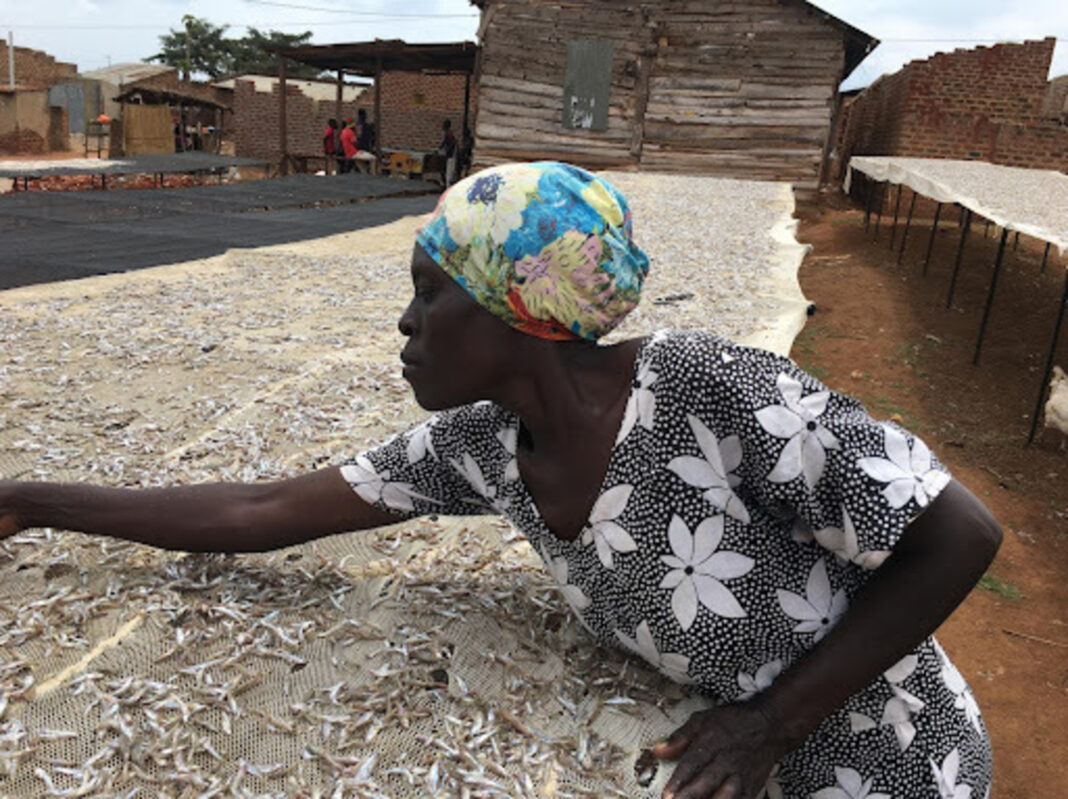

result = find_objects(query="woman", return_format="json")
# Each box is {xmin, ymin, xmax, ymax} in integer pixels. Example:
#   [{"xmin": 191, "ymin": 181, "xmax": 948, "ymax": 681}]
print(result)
[{"xmin": 0, "ymin": 162, "xmax": 999, "ymax": 799}]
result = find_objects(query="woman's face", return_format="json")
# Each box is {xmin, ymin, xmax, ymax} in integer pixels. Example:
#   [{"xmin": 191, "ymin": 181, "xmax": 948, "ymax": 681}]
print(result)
[{"xmin": 397, "ymin": 246, "xmax": 520, "ymax": 410}]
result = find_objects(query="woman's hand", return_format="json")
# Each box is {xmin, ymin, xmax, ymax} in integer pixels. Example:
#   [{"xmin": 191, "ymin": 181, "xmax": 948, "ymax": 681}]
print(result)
[
  {"xmin": 653, "ymin": 701, "xmax": 788, "ymax": 799},
  {"xmin": 0, "ymin": 481, "xmax": 26, "ymax": 539}
]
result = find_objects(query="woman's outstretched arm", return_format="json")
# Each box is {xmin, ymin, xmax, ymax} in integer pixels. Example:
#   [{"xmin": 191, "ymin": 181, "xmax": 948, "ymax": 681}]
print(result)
[{"xmin": 0, "ymin": 467, "xmax": 400, "ymax": 553}]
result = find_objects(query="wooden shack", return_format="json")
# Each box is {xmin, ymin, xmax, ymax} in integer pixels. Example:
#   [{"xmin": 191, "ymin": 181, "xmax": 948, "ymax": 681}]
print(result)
[{"xmin": 471, "ymin": 0, "xmax": 876, "ymax": 193}]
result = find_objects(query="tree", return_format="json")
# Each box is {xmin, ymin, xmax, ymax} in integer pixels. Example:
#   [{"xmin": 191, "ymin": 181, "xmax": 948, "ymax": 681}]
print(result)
[
  {"xmin": 230, "ymin": 29, "xmax": 323, "ymax": 79},
  {"xmin": 151, "ymin": 15, "xmax": 233, "ymax": 80},
  {"xmin": 150, "ymin": 16, "xmax": 326, "ymax": 81}
]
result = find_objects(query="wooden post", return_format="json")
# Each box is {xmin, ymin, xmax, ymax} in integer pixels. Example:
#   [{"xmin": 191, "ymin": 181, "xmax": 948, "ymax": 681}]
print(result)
[
  {"xmin": 279, "ymin": 56, "xmax": 288, "ymax": 175},
  {"xmin": 630, "ymin": 51, "xmax": 653, "ymax": 162},
  {"xmin": 335, "ymin": 70, "xmax": 343, "ymax": 123},
  {"xmin": 374, "ymin": 56, "xmax": 383, "ymax": 159},
  {"xmin": 461, "ymin": 71, "xmax": 471, "ymax": 144}
]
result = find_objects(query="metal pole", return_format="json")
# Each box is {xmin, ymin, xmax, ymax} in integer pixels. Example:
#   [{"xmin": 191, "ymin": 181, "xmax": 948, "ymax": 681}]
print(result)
[
  {"xmin": 897, "ymin": 190, "xmax": 917, "ymax": 266},
  {"xmin": 946, "ymin": 209, "xmax": 972, "ymax": 309},
  {"xmin": 7, "ymin": 31, "xmax": 14, "ymax": 89},
  {"xmin": 922, "ymin": 202, "xmax": 943, "ymax": 277},
  {"xmin": 373, "ymin": 56, "xmax": 383, "ymax": 161},
  {"xmin": 1029, "ymin": 268, "xmax": 1068, "ymax": 444},
  {"xmin": 972, "ymin": 228, "xmax": 1010, "ymax": 366},
  {"xmin": 278, "ymin": 56, "xmax": 288, "ymax": 176},
  {"xmin": 874, "ymin": 181, "xmax": 885, "ymax": 241},
  {"xmin": 864, "ymin": 175, "xmax": 875, "ymax": 231},
  {"xmin": 889, "ymin": 184, "xmax": 902, "ymax": 250},
  {"xmin": 1041, "ymin": 242, "xmax": 1051, "ymax": 273},
  {"xmin": 461, "ymin": 71, "xmax": 471, "ymax": 148}
]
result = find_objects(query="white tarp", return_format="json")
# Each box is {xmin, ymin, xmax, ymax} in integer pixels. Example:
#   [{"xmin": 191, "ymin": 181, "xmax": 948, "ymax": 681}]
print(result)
[{"xmin": 846, "ymin": 157, "xmax": 1068, "ymax": 256}]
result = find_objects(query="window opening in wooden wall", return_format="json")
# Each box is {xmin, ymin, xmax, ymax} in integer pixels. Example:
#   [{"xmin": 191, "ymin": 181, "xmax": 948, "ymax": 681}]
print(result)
[{"xmin": 562, "ymin": 39, "xmax": 613, "ymax": 131}]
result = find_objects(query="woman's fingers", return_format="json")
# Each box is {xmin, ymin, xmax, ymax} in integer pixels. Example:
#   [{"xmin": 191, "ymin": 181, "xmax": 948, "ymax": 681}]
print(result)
[
  {"xmin": 664, "ymin": 753, "xmax": 739, "ymax": 799},
  {"xmin": 653, "ymin": 718, "xmax": 699, "ymax": 760},
  {"xmin": 662, "ymin": 742, "xmax": 722, "ymax": 798}
]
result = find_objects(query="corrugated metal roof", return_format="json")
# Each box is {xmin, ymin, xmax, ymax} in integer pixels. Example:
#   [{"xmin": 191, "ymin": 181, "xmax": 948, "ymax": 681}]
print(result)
[{"xmin": 80, "ymin": 63, "xmax": 176, "ymax": 84}]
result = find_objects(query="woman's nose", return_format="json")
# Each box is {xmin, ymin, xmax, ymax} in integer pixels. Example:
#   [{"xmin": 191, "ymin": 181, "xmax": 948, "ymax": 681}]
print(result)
[{"xmin": 398, "ymin": 305, "xmax": 416, "ymax": 337}]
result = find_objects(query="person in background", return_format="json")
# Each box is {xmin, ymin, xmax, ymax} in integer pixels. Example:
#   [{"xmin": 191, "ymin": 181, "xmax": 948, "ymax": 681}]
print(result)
[
  {"xmin": 323, "ymin": 118, "xmax": 339, "ymax": 175},
  {"xmin": 439, "ymin": 118, "xmax": 458, "ymax": 187},
  {"xmin": 352, "ymin": 108, "xmax": 378, "ymax": 175},
  {"xmin": 339, "ymin": 117, "xmax": 357, "ymax": 174},
  {"xmin": 458, "ymin": 125, "xmax": 474, "ymax": 180}
]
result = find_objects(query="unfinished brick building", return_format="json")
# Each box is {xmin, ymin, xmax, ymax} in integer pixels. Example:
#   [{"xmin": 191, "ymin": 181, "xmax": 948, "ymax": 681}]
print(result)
[
  {"xmin": 831, "ymin": 38, "xmax": 1067, "ymax": 184},
  {"xmin": 0, "ymin": 39, "xmax": 80, "ymax": 154},
  {"xmin": 230, "ymin": 71, "xmax": 470, "ymax": 164}
]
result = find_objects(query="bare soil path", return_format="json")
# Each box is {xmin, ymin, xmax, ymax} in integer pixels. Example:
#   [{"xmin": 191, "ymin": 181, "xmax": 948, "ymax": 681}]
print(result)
[{"xmin": 794, "ymin": 199, "xmax": 1068, "ymax": 799}]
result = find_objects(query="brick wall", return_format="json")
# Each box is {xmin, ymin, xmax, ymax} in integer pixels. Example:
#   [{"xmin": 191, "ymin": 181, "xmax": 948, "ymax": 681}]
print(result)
[
  {"xmin": 832, "ymin": 39, "xmax": 1067, "ymax": 183},
  {"xmin": 232, "ymin": 79, "xmax": 367, "ymax": 161},
  {"xmin": 375, "ymin": 71, "xmax": 473, "ymax": 151},
  {"xmin": 231, "ymin": 71, "xmax": 472, "ymax": 162},
  {"xmin": 1044, "ymin": 75, "xmax": 1068, "ymax": 123},
  {"xmin": 0, "ymin": 39, "xmax": 77, "ymax": 88}
]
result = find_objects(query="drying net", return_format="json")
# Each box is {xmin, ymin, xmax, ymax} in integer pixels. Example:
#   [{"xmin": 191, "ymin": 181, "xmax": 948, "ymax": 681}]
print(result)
[
  {"xmin": 845, "ymin": 156, "xmax": 1068, "ymax": 256},
  {"xmin": 0, "ymin": 174, "xmax": 808, "ymax": 797}
]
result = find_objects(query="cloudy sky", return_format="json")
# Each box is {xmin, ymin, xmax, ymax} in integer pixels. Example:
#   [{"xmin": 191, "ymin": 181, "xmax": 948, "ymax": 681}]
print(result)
[{"xmin": 2, "ymin": 0, "xmax": 1065, "ymax": 89}]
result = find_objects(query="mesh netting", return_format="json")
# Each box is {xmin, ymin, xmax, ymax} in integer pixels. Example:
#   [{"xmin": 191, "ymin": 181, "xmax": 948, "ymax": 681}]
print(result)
[{"xmin": 0, "ymin": 174, "xmax": 806, "ymax": 797}]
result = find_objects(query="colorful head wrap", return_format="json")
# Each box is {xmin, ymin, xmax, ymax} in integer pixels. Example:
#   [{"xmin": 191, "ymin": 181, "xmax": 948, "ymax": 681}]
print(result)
[{"xmin": 415, "ymin": 162, "xmax": 650, "ymax": 341}]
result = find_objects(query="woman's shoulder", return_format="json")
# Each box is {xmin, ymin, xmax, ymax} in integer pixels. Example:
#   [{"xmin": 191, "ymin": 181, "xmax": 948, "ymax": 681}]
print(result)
[{"xmin": 642, "ymin": 329, "xmax": 791, "ymax": 382}]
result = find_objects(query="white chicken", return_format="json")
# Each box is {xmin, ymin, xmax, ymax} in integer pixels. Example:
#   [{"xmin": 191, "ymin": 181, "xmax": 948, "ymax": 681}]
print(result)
[{"xmin": 1044, "ymin": 366, "xmax": 1068, "ymax": 443}]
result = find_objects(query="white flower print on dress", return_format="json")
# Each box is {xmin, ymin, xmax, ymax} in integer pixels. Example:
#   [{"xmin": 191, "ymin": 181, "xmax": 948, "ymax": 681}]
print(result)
[
  {"xmin": 538, "ymin": 543, "xmax": 591, "ymax": 618},
  {"xmin": 776, "ymin": 558, "xmax": 847, "ymax": 642},
  {"xmin": 666, "ymin": 415, "xmax": 750, "ymax": 523},
  {"xmin": 406, "ymin": 416, "xmax": 439, "ymax": 465},
  {"xmin": 755, "ymin": 372, "xmax": 841, "ymax": 489},
  {"xmin": 934, "ymin": 640, "xmax": 983, "ymax": 734},
  {"xmin": 496, "ymin": 428, "xmax": 519, "ymax": 482},
  {"xmin": 813, "ymin": 506, "xmax": 891, "ymax": 571},
  {"xmin": 450, "ymin": 453, "xmax": 510, "ymax": 513},
  {"xmin": 341, "ymin": 456, "xmax": 432, "ymax": 512},
  {"xmin": 759, "ymin": 764, "xmax": 783, "ymax": 799},
  {"xmin": 737, "ymin": 659, "xmax": 783, "ymax": 700},
  {"xmin": 858, "ymin": 425, "xmax": 950, "ymax": 509},
  {"xmin": 580, "ymin": 484, "xmax": 637, "ymax": 569},
  {"xmin": 616, "ymin": 359, "xmax": 658, "ymax": 444},
  {"xmin": 812, "ymin": 766, "xmax": 891, "ymax": 799},
  {"xmin": 849, "ymin": 654, "xmax": 926, "ymax": 751},
  {"xmin": 614, "ymin": 620, "xmax": 692, "ymax": 684},
  {"xmin": 659, "ymin": 515, "xmax": 754, "ymax": 631},
  {"xmin": 930, "ymin": 748, "xmax": 973, "ymax": 799}
]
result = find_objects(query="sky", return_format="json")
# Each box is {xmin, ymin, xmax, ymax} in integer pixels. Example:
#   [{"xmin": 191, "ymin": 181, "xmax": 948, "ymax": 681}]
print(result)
[{"xmin": 1, "ymin": 0, "xmax": 1065, "ymax": 89}]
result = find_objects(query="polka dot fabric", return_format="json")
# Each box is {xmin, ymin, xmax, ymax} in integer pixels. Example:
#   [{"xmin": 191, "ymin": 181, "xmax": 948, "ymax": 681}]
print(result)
[{"xmin": 343, "ymin": 330, "xmax": 992, "ymax": 798}]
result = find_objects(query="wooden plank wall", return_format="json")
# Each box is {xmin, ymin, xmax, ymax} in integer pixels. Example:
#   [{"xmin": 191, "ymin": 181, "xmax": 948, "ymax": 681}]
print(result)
[
  {"xmin": 473, "ymin": 1, "xmax": 650, "ymax": 169},
  {"xmin": 641, "ymin": 0, "xmax": 844, "ymax": 192},
  {"xmin": 473, "ymin": 0, "xmax": 847, "ymax": 192}
]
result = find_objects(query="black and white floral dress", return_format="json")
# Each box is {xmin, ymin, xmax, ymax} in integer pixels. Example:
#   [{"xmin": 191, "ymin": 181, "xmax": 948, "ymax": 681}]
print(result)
[{"xmin": 342, "ymin": 330, "xmax": 992, "ymax": 799}]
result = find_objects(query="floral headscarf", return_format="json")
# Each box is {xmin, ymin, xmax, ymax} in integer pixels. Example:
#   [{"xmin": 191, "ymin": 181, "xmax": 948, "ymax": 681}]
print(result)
[{"xmin": 415, "ymin": 162, "xmax": 650, "ymax": 341}]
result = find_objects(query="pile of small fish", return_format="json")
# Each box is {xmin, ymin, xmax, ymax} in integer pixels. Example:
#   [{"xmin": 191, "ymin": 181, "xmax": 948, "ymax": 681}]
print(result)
[{"xmin": 0, "ymin": 175, "xmax": 805, "ymax": 796}]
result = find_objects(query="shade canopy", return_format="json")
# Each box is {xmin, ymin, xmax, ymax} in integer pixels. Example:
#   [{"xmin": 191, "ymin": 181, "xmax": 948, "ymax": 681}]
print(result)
[{"xmin": 272, "ymin": 40, "xmax": 478, "ymax": 76}]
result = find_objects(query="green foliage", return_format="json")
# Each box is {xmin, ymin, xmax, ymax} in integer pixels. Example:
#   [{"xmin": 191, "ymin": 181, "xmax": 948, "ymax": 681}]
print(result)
[
  {"xmin": 151, "ymin": 16, "xmax": 233, "ymax": 80},
  {"xmin": 229, "ymin": 29, "xmax": 321, "ymax": 79},
  {"xmin": 149, "ymin": 16, "xmax": 325, "ymax": 80},
  {"xmin": 978, "ymin": 573, "xmax": 1023, "ymax": 601}
]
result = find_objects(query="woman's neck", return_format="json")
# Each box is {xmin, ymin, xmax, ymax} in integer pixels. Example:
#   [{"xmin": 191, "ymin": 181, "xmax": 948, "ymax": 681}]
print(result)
[{"xmin": 496, "ymin": 338, "xmax": 641, "ymax": 454}]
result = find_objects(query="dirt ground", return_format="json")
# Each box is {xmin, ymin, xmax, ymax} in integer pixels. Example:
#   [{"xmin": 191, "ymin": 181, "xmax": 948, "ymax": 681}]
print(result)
[{"xmin": 794, "ymin": 198, "xmax": 1068, "ymax": 799}]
